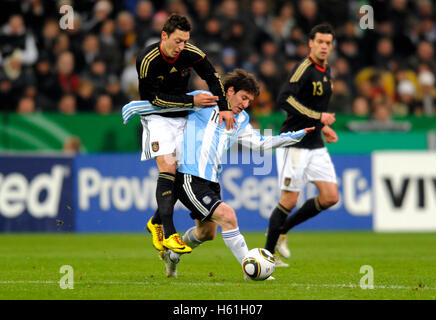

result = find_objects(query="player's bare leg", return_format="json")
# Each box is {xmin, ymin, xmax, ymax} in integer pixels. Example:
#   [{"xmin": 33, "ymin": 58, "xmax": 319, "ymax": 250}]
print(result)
[{"xmin": 210, "ymin": 203, "xmax": 249, "ymax": 264}]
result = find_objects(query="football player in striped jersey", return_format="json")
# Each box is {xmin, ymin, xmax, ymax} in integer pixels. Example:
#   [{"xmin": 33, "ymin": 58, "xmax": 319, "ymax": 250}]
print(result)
[{"xmin": 264, "ymin": 23, "xmax": 339, "ymax": 267}]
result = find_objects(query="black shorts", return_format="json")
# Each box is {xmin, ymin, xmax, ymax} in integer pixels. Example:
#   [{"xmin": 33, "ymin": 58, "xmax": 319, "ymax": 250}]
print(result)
[{"xmin": 175, "ymin": 172, "xmax": 222, "ymax": 221}]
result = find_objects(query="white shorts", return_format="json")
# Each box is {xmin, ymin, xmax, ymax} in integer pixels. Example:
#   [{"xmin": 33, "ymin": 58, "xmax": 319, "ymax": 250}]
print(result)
[
  {"xmin": 276, "ymin": 147, "xmax": 337, "ymax": 192},
  {"xmin": 140, "ymin": 114, "xmax": 187, "ymax": 161}
]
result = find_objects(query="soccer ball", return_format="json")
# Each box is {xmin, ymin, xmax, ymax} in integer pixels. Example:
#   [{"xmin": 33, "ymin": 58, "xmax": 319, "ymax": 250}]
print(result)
[{"xmin": 242, "ymin": 248, "xmax": 275, "ymax": 281}]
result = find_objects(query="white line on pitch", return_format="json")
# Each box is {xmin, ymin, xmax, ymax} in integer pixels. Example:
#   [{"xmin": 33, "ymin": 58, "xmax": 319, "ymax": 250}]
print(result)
[{"xmin": 0, "ymin": 280, "xmax": 435, "ymax": 290}]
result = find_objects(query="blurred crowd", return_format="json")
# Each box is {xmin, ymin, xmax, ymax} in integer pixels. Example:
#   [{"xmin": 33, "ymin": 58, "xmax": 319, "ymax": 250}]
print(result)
[{"xmin": 0, "ymin": 0, "xmax": 435, "ymax": 123}]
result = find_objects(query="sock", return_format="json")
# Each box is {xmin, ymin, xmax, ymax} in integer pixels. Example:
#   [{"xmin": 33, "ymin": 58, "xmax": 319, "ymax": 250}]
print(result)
[
  {"xmin": 156, "ymin": 172, "xmax": 176, "ymax": 238},
  {"xmin": 151, "ymin": 210, "xmax": 161, "ymax": 225},
  {"xmin": 182, "ymin": 226, "xmax": 203, "ymax": 249},
  {"xmin": 264, "ymin": 203, "xmax": 291, "ymax": 254},
  {"xmin": 222, "ymin": 228, "xmax": 248, "ymax": 264},
  {"xmin": 169, "ymin": 227, "xmax": 207, "ymax": 263},
  {"xmin": 282, "ymin": 197, "xmax": 324, "ymax": 233}
]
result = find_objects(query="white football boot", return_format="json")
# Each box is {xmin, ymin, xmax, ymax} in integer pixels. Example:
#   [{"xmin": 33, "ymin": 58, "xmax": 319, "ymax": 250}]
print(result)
[
  {"xmin": 159, "ymin": 250, "xmax": 179, "ymax": 277},
  {"xmin": 276, "ymin": 234, "xmax": 291, "ymax": 259}
]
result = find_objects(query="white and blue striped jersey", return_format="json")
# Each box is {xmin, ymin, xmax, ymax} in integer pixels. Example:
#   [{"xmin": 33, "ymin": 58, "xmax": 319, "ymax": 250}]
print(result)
[
  {"xmin": 177, "ymin": 91, "xmax": 306, "ymax": 182},
  {"xmin": 121, "ymin": 90, "xmax": 306, "ymax": 182}
]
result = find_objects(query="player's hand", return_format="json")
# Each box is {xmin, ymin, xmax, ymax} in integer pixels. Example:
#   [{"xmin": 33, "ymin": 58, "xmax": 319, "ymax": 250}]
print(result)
[
  {"xmin": 304, "ymin": 126, "xmax": 316, "ymax": 134},
  {"xmin": 219, "ymin": 110, "xmax": 236, "ymax": 130},
  {"xmin": 322, "ymin": 125, "xmax": 338, "ymax": 143},
  {"xmin": 320, "ymin": 112, "xmax": 336, "ymax": 126},
  {"xmin": 193, "ymin": 93, "xmax": 218, "ymax": 107}
]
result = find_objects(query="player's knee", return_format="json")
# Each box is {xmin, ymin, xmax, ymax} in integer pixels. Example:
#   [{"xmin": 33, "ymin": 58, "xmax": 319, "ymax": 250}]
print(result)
[
  {"xmin": 319, "ymin": 193, "xmax": 339, "ymax": 209},
  {"xmin": 280, "ymin": 194, "xmax": 298, "ymax": 211},
  {"xmin": 215, "ymin": 205, "xmax": 238, "ymax": 229}
]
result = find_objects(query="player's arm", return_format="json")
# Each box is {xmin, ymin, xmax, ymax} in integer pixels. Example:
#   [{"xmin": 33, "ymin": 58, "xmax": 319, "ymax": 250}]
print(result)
[
  {"xmin": 237, "ymin": 123, "xmax": 315, "ymax": 151},
  {"xmin": 189, "ymin": 44, "xmax": 235, "ymax": 129},
  {"xmin": 137, "ymin": 54, "xmax": 194, "ymax": 108},
  {"xmin": 322, "ymin": 125, "xmax": 338, "ymax": 143},
  {"xmin": 278, "ymin": 66, "xmax": 335, "ymax": 125}
]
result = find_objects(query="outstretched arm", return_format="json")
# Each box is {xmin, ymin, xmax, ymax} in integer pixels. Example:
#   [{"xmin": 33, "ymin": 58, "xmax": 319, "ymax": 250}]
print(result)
[{"xmin": 237, "ymin": 124, "xmax": 315, "ymax": 151}]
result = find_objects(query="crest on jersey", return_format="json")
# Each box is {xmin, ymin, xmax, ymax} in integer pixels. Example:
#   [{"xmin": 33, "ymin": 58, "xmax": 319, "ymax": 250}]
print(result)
[
  {"xmin": 323, "ymin": 76, "xmax": 328, "ymax": 82},
  {"xmin": 151, "ymin": 141, "xmax": 159, "ymax": 152},
  {"xmin": 284, "ymin": 178, "xmax": 291, "ymax": 186},
  {"xmin": 202, "ymin": 195, "xmax": 212, "ymax": 205}
]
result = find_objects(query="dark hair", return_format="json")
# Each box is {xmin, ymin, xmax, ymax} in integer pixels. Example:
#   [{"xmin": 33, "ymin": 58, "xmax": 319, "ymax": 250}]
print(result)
[
  {"xmin": 162, "ymin": 14, "xmax": 192, "ymax": 36},
  {"xmin": 223, "ymin": 69, "xmax": 260, "ymax": 97},
  {"xmin": 309, "ymin": 23, "xmax": 335, "ymax": 40}
]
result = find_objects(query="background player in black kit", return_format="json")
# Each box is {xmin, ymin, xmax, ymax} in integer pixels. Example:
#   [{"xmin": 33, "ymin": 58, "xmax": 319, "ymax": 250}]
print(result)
[
  {"xmin": 138, "ymin": 14, "xmax": 235, "ymax": 254},
  {"xmin": 264, "ymin": 24, "xmax": 339, "ymax": 266}
]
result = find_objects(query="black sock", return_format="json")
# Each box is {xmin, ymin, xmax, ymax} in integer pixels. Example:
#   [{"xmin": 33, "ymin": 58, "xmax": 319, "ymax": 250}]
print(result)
[
  {"xmin": 156, "ymin": 172, "xmax": 176, "ymax": 238},
  {"xmin": 282, "ymin": 197, "xmax": 324, "ymax": 233},
  {"xmin": 265, "ymin": 203, "xmax": 291, "ymax": 254},
  {"xmin": 151, "ymin": 210, "xmax": 161, "ymax": 225}
]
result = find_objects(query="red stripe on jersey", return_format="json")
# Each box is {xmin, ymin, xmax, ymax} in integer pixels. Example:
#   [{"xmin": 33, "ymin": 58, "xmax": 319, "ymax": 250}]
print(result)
[{"xmin": 308, "ymin": 56, "xmax": 326, "ymax": 72}]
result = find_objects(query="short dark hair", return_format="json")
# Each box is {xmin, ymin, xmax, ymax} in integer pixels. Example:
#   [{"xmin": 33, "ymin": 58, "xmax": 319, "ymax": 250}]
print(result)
[
  {"xmin": 223, "ymin": 69, "xmax": 260, "ymax": 97},
  {"xmin": 309, "ymin": 23, "xmax": 335, "ymax": 40},
  {"xmin": 162, "ymin": 14, "xmax": 192, "ymax": 36}
]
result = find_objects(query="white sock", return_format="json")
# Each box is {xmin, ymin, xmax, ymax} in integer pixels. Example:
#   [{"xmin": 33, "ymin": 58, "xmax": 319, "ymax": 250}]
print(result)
[
  {"xmin": 169, "ymin": 227, "xmax": 204, "ymax": 262},
  {"xmin": 182, "ymin": 226, "xmax": 203, "ymax": 249},
  {"xmin": 222, "ymin": 228, "xmax": 248, "ymax": 264}
]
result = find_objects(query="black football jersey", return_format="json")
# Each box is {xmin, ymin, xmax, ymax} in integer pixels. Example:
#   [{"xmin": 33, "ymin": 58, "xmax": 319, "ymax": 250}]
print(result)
[
  {"xmin": 277, "ymin": 56, "xmax": 333, "ymax": 149},
  {"xmin": 136, "ymin": 42, "xmax": 230, "ymax": 118}
]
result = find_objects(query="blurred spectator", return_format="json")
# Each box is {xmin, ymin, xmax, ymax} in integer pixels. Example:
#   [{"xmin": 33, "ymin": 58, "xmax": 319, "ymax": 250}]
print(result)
[
  {"xmin": 116, "ymin": 11, "xmax": 137, "ymax": 61},
  {"xmin": 221, "ymin": 47, "xmax": 237, "ymax": 73},
  {"xmin": 191, "ymin": 0, "xmax": 212, "ymax": 35},
  {"xmin": 58, "ymin": 94, "xmax": 76, "ymax": 114},
  {"xmin": 120, "ymin": 56, "xmax": 139, "ymax": 100},
  {"xmin": 38, "ymin": 19, "xmax": 60, "ymax": 63},
  {"xmin": 223, "ymin": 20, "xmax": 253, "ymax": 66},
  {"xmin": 408, "ymin": 41, "xmax": 436, "ymax": 71},
  {"xmin": 218, "ymin": 0, "xmax": 241, "ymax": 32},
  {"xmin": 105, "ymin": 74, "xmax": 129, "ymax": 111},
  {"xmin": 76, "ymin": 79, "xmax": 96, "ymax": 112},
  {"xmin": 56, "ymin": 51, "xmax": 80, "ymax": 96},
  {"xmin": 95, "ymin": 94, "xmax": 113, "ymax": 114},
  {"xmin": 392, "ymin": 79, "xmax": 420, "ymax": 115},
  {"xmin": 418, "ymin": 70, "xmax": 436, "ymax": 115},
  {"xmin": 258, "ymin": 58, "xmax": 282, "ymax": 100},
  {"xmin": 0, "ymin": 14, "xmax": 38, "ymax": 66},
  {"xmin": 81, "ymin": 58, "xmax": 108, "ymax": 93},
  {"xmin": 351, "ymin": 97, "xmax": 370, "ymax": 117},
  {"xmin": 296, "ymin": 0, "xmax": 321, "ymax": 34},
  {"xmin": 146, "ymin": 10, "xmax": 169, "ymax": 46},
  {"xmin": 167, "ymin": 0, "xmax": 189, "ymax": 16},
  {"xmin": 250, "ymin": 81, "xmax": 274, "ymax": 116},
  {"xmin": 196, "ymin": 17, "xmax": 224, "ymax": 63},
  {"xmin": 63, "ymin": 136, "xmax": 82, "ymax": 154},
  {"xmin": 82, "ymin": 0, "xmax": 113, "ymax": 34},
  {"xmin": 76, "ymin": 34, "xmax": 101, "ymax": 73},
  {"xmin": 16, "ymin": 97, "xmax": 36, "ymax": 114},
  {"xmin": 329, "ymin": 78, "xmax": 353, "ymax": 114},
  {"xmin": 244, "ymin": 0, "xmax": 273, "ymax": 48},
  {"xmin": 99, "ymin": 19, "xmax": 123, "ymax": 74},
  {"xmin": 135, "ymin": 0, "xmax": 154, "ymax": 48},
  {"xmin": 348, "ymin": 101, "xmax": 411, "ymax": 132},
  {"xmin": 34, "ymin": 54, "xmax": 57, "ymax": 110}
]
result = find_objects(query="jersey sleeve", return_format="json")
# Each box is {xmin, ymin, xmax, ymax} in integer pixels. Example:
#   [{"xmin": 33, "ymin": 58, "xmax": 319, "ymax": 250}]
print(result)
[
  {"xmin": 237, "ymin": 123, "xmax": 306, "ymax": 151},
  {"xmin": 278, "ymin": 60, "xmax": 322, "ymax": 120},
  {"xmin": 186, "ymin": 43, "xmax": 231, "ymax": 112},
  {"xmin": 136, "ymin": 51, "xmax": 194, "ymax": 108}
]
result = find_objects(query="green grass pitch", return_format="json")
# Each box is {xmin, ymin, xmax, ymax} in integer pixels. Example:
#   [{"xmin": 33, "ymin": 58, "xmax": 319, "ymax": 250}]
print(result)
[{"xmin": 0, "ymin": 232, "xmax": 435, "ymax": 300}]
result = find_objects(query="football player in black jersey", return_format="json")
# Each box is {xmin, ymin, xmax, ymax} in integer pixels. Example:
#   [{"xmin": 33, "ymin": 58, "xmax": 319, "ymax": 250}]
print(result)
[
  {"xmin": 138, "ymin": 14, "xmax": 235, "ymax": 254},
  {"xmin": 264, "ymin": 23, "xmax": 339, "ymax": 266}
]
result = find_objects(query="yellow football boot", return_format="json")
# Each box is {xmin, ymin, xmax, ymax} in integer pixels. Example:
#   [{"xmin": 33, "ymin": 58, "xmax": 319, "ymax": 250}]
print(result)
[
  {"xmin": 162, "ymin": 233, "xmax": 192, "ymax": 253},
  {"xmin": 146, "ymin": 217, "xmax": 164, "ymax": 251}
]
